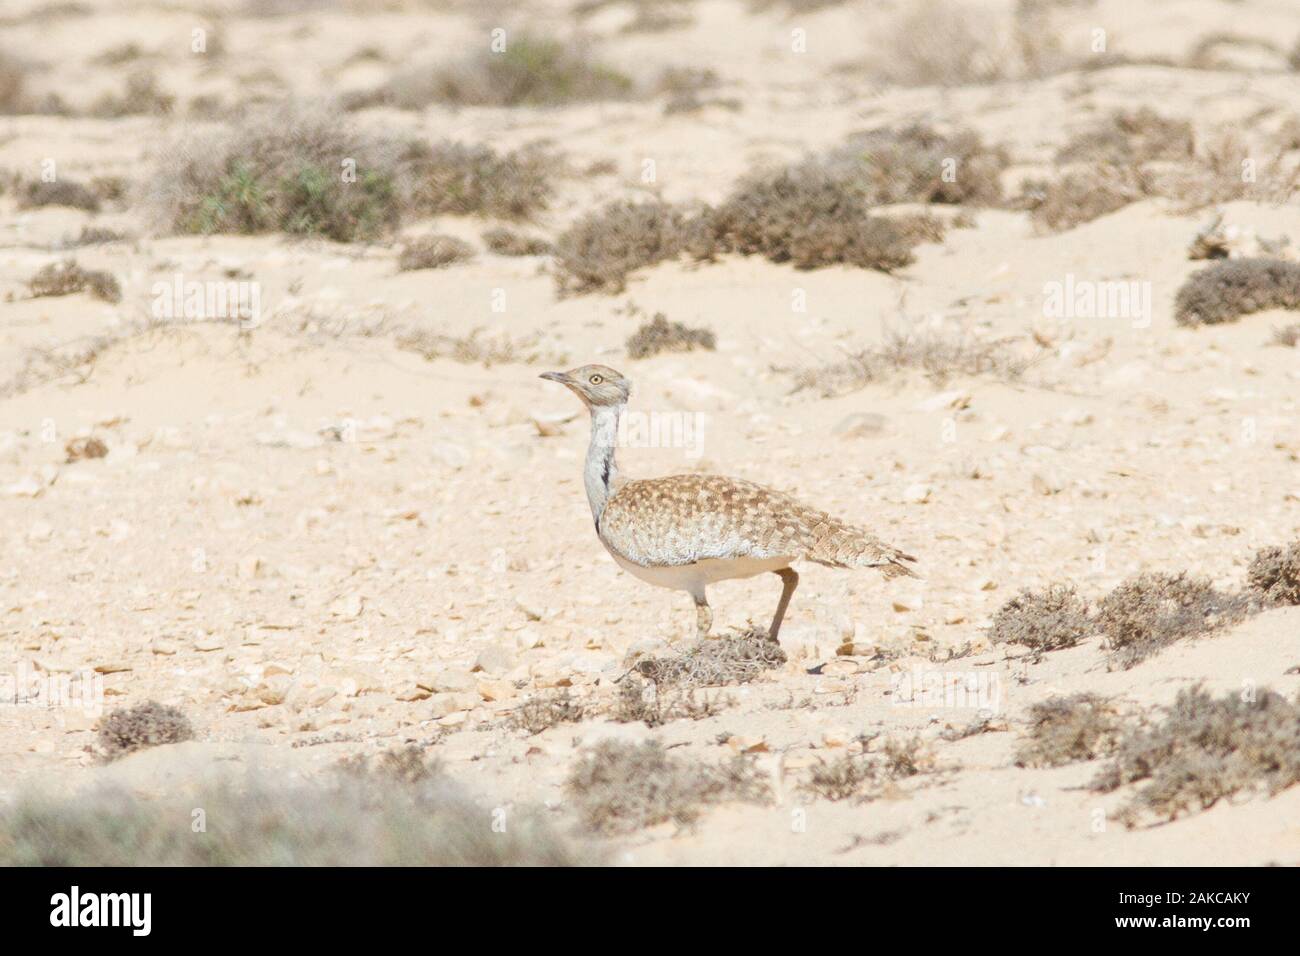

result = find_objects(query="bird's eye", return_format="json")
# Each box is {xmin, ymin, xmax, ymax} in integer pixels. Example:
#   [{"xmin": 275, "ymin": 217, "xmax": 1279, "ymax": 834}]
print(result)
[{"xmin": 589, "ymin": 374, "xmax": 603, "ymax": 385}]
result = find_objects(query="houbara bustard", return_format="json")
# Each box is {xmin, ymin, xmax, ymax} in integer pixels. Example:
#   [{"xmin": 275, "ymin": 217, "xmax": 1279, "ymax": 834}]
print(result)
[{"xmin": 541, "ymin": 365, "xmax": 918, "ymax": 643}]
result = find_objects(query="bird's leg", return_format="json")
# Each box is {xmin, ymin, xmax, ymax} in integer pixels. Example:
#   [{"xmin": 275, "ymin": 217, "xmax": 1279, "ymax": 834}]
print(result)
[
  {"xmin": 768, "ymin": 568, "xmax": 799, "ymax": 642},
  {"xmin": 693, "ymin": 592, "xmax": 713, "ymax": 641}
]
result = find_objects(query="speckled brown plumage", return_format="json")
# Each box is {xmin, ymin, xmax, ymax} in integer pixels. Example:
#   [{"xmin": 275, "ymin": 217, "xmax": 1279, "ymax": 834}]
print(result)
[
  {"xmin": 539, "ymin": 363, "xmax": 918, "ymax": 642},
  {"xmin": 599, "ymin": 473, "xmax": 917, "ymax": 575}
]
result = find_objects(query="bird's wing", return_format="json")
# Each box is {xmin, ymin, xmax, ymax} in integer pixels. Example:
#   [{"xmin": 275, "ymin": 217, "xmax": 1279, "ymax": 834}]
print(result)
[{"xmin": 598, "ymin": 474, "xmax": 917, "ymax": 575}]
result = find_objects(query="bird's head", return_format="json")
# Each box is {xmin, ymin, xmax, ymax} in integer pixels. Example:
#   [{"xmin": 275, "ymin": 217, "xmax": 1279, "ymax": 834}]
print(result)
[{"xmin": 540, "ymin": 364, "xmax": 631, "ymax": 409}]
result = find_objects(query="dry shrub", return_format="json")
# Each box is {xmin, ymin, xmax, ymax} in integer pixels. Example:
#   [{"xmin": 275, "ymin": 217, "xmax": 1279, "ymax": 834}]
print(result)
[
  {"xmin": 398, "ymin": 235, "xmax": 474, "ymax": 271},
  {"xmin": 1, "ymin": 761, "xmax": 589, "ymax": 864},
  {"xmin": 28, "ymin": 260, "xmax": 121, "ymax": 303},
  {"xmin": 1022, "ymin": 164, "xmax": 1154, "ymax": 232},
  {"xmin": 1097, "ymin": 572, "xmax": 1253, "ymax": 669},
  {"xmin": 1056, "ymin": 109, "xmax": 1194, "ymax": 165},
  {"xmin": 63, "ymin": 226, "xmax": 127, "ymax": 248},
  {"xmin": 144, "ymin": 103, "xmax": 557, "ymax": 242},
  {"xmin": 613, "ymin": 676, "xmax": 727, "ymax": 726},
  {"xmin": 565, "ymin": 739, "xmax": 769, "ymax": 834},
  {"xmin": 990, "ymin": 583, "xmax": 1091, "ymax": 654},
  {"xmin": 98, "ymin": 701, "xmax": 194, "ymax": 760},
  {"xmin": 395, "ymin": 327, "xmax": 558, "ymax": 367},
  {"xmin": 407, "ymin": 141, "xmax": 557, "ymax": 221},
  {"xmin": 1092, "ymin": 685, "xmax": 1300, "ymax": 824},
  {"xmin": 510, "ymin": 690, "xmax": 585, "ymax": 735},
  {"xmin": 1187, "ymin": 32, "xmax": 1284, "ymax": 71},
  {"xmin": 380, "ymin": 34, "xmax": 633, "ymax": 108},
  {"xmin": 553, "ymin": 199, "xmax": 696, "ymax": 295},
  {"xmin": 626, "ymin": 313, "xmax": 716, "ymax": 359},
  {"xmin": 872, "ymin": 0, "xmax": 1012, "ymax": 86},
  {"xmin": 1247, "ymin": 542, "xmax": 1300, "ymax": 606},
  {"xmin": 1162, "ymin": 130, "xmax": 1300, "ymax": 209},
  {"xmin": 800, "ymin": 736, "xmax": 935, "ymax": 803},
  {"xmin": 631, "ymin": 629, "xmax": 787, "ymax": 687},
  {"xmin": 703, "ymin": 162, "xmax": 917, "ymax": 271},
  {"xmin": 0, "ymin": 47, "xmax": 25, "ymax": 113},
  {"xmin": 783, "ymin": 324, "xmax": 1033, "ymax": 397},
  {"xmin": 482, "ymin": 227, "xmax": 552, "ymax": 256},
  {"xmin": 1174, "ymin": 258, "xmax": 1300, "ymax": 327},
  {"xmin": 1271, "ymin": 323, "xmax": 1300, "ymax": 347},
  {"xmin": 18, "ymin": 178, "xmax": 101, "ymax": 212},
  {"xmin": 1014, "ymin": 694, "xmax": 1124, "ymax": 768},
  {"xmin": 65, "ymin": 435, "xmax": 108, "ymax": 462},
  {"xmin": 89, "ymin": 70, "xmax": 174, "ymax": 117},
  {"xmin": 827, "ymin": 124, "xmax": 1009, "ymax": 206}
]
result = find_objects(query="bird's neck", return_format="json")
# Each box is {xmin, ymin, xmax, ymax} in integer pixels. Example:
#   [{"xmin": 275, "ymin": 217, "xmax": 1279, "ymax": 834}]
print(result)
[{"xmin": 584, "ymin": 403, "xmax": 622, "ymax": 526}]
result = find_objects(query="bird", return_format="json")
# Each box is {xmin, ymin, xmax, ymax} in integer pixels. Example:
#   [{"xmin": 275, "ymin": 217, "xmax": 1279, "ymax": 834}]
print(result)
[{"xmin": 540, "ymin": 364, "xmax": 918, "ymax": 644}]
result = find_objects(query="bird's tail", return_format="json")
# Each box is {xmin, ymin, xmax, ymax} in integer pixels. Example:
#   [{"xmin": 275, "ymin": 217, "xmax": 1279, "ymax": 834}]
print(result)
[{"xmin": 804, "ymin": 524, "xmax": 920, "ymax": 578}]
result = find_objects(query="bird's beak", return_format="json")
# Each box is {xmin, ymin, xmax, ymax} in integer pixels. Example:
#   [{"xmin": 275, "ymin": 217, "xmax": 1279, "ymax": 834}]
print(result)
[{"xmin": 540, "ymin": 371, "xmax": 569, "ymax": 384}]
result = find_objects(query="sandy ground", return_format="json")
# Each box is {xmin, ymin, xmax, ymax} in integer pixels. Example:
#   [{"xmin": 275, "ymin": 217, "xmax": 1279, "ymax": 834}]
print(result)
[{"xmin": 2, "ymin": 0, "xmax": 1299, "ymax": 865}]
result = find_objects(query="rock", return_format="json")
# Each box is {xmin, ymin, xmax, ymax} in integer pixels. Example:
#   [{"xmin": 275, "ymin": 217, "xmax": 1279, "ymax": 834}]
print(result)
[
  {"xmin": 417, "ymin": 669, "xmax": 476, "ymax": 693},
  {"xmin": 892, "ymin": 595, "xmax": 924, "ymax": 612},
  {"xmin": 255, "ymin": 675, "xmax": 292, "ymax": 705},
  {"xmin": 475, "ymin": 678, "xmax": 516, "ymax": 702},
  {"xmin": 916, "ymin": 390, "xmax": 970, "ymax": 412},
  {"xmin": 833, "ymin": 413, "xmax": 888, "ymax": 439},
  {"xmin": 238, "ymin": 555, "xmax": 265, "ymax": 580},
  {"xmin": 472, "ymin": 644, "xmax": 516, "ymax": 675},
  {"xmin": 821, "ymin": 727, "xmax": 851, "ymax": 748},
  {"xmin": 902, "ymin": 483, "xmax": 932, "ymax": 504},
  {"xmin": 27, "ymin": 521, "xmax": 53, "ymax": 542},
  {"xmin": 429, "ymin": 692, "xmax": 479, "ymax": 718}
]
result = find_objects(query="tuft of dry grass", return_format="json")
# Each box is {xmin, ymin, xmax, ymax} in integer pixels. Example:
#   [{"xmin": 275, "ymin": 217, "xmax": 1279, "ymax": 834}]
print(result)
[
  {"xmin": 98, "ymin": 701, "xmax": 194, "ymax": 760},
  {"xmin": 28, "ymin": 260, "xmax": 121, "ymax": 303},
  {"xmin": 626, "ymin": 313, "xmax": 716, "ymax": 359},
  {"xmin": 782, "ymin": 324, "xmax": 1034, "ymax": 398},
  {"xmin": 990, "ymin": 583, "xmax": 1091, "ymax": 654},
  {"xmin": 1092, "ymin": 685, "xmax": 1300, "ymax": 824},
  {"xmin": 379, "ymin": 34, "xmax": 633, "ymax": 109},
  {"xmin": 1097, "ymin": 572, "xmax": 1254, "ymax": 669},
  {"xmin": 1247, "ymin": 542, "xmax": 1300, "ymax": 606},
  {"xmin": 1174, "ymin": 258, "xmax": 1300, "ymax": 327},
  {"xmin": 18, "ymin": 177, "xmax": 101, "ymax": 212},
  {"xmin": 1015, "ymin": 694, "xmax": 1124, "ymax": 768},
  {"xmin": 565, "ymin": 739, "xmax": 769, "ymax": 834},
  {"xmin": 398, "ymin": 234, "xmax": 474, "ymax": 271}
]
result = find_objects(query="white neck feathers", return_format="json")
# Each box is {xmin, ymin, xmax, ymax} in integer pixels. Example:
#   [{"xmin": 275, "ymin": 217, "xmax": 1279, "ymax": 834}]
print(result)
[{"xmin": 584, "ymin": 404, "xmax": 622, "ymax": 526}]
